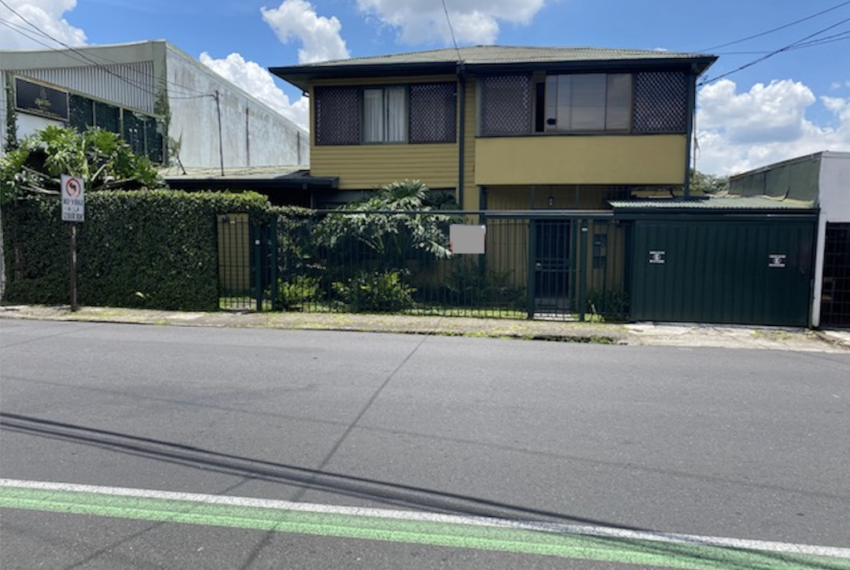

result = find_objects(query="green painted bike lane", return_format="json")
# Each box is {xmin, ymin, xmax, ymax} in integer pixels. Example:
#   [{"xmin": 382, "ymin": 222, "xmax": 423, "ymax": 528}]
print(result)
[{"xmin": 2, "ymin": 482, "xmax": 848, "ymax": 570}]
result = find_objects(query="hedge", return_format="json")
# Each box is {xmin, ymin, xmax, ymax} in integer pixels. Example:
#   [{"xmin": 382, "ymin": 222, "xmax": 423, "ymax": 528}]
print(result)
[{"xmin": 2, "ymin": 190, "xmax": 275, "ymax": 311}]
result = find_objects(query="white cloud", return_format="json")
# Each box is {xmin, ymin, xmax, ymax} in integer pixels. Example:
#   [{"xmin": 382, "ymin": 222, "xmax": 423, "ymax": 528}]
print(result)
[
  {"xmin": 199, "ymin": 52, "xmax": 309, "ymax": 130},
  {"xmin": 356, "ymin": 0, "xmax": 548, "ymax": 45},
  {"xmin": 0, "ymin": 0, "xmax": 86, "ymax": 49},
  {"xmin": 261, "ymin": 0, "xmax": 349, "ymax": 64},
  {"xmin": 695, "ymin": 79, "xmax": 850, "ymax": 176}
]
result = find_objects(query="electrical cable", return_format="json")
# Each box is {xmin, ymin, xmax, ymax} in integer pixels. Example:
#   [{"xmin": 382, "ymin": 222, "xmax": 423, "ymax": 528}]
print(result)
[
  {"xmin": 699, "ymin": 0, "xmax": 850, "ymax": 51},
  {"xmin": 0, "ymin": 0, "xmax": 212, "ymax": 100},
  {"xmin": 699, "ymin": 14, "xmax": 850, "ymax": 86},
  {"xmin": 440, "ymin": 0, "xmax": 462, "ymax": 62}
]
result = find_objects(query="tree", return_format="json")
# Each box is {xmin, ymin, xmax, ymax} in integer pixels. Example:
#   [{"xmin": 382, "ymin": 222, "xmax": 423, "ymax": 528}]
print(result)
[
  {"xmin": 0, "ymin": 125, "xmax": 162, "ymax": 205},
  {"xmin": 316, "ymin": 179, "xmax": 462, "ymax": 269},
  {"xmin": 690, "ymin": 169, "xmax": 729, "ymax": 195}
]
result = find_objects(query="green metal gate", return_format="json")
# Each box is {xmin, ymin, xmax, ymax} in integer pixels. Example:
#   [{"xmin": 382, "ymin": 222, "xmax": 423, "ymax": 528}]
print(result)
[{"xmin": 630, "ymin": 218, "xmax": 816, "ymax": 326}]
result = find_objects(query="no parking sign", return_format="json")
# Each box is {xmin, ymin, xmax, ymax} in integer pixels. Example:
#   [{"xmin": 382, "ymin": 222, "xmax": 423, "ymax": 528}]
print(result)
[{"xmin": 61, "ymin": 175, "xmax": 85, "ymax": 222}]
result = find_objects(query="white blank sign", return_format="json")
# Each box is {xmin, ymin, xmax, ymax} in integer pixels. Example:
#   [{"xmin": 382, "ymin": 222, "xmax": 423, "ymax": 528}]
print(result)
[{"xmin": 450, "ymin": 224, "xmax": 486, "ymax": 254}]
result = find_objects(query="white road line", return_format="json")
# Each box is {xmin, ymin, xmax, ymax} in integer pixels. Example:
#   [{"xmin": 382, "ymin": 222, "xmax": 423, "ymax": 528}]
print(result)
[{"xmin": 2, "ymin": 478, "xmax": 848, "ymax": 559}]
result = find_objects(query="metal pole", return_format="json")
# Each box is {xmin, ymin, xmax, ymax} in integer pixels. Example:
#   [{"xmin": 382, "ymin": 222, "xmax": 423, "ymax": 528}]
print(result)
[
  {"xmin": 70, "ymin": 222, "xmax": 78, "ymax": 312},
  {"xmin": 214, "ymin": 90, "xmax": 225, "ymax": 176}
]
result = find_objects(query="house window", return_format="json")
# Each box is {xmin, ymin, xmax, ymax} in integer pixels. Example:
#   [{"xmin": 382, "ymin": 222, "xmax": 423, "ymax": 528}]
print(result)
[
  {"xmin": 315, "ymin": 86, "xmax": 361, "ymax": 145},
  {"xmin": 409, "ymin": 83, "xmax": 457, "ymax": 143},
  {"xmin": 480, "ymin": 75, "xmax": 532, "ymax": 136},
  {"xmin": 363, "ymin": 86, "xmax": 407, "ymax": 143},
  {"xmin": 315, "ymin": 83, "xmax": 457, "ymax": 146},
  {"xmin": 632, "ymin": 71, "xmax": 688, "ymax": 133},
  {"xmin": 543, "ymin": 73, "xmax": 631, "ymax": 132}
]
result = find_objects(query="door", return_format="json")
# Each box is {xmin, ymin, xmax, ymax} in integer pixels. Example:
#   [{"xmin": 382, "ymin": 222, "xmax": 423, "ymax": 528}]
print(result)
[{"xmin": 533, "ymin": 219, "xmax": 571, "ymax": 312}]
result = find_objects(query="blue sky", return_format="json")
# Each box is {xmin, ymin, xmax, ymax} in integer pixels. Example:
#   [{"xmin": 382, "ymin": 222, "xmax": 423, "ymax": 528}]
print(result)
[{"xmin": 2, "ymin": 0, "xmax": 849, "ymax": 174}]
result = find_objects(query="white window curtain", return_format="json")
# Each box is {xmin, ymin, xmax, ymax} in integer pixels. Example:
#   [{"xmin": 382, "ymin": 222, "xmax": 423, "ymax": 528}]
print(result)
[
  {"xmin": 385, "ymin": 87, "xmax": 406, "ymax": 142},
  {"xmin": 363, "ymin": 88, "xmax": 384, "ymax": 143}
]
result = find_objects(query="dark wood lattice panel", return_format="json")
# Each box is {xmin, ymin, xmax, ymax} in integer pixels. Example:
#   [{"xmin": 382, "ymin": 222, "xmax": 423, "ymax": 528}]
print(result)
[
  {"xmin": 822, "ymin": 223, "xmax": 850, "ymax": 327},
  {"xmin": 480, "ymin": 75, "xmax": 531, "ymax": 136},
  {"xmin": 315, "ymin": 86, "xmax": 361, "ymax": 145},
  {"xmin": 409, "ymin": 82, "xmax": 457, "ymax": 144},
  {"xmin": 633, "ymin": 71, "xmax": 688, "ymax": 133}
]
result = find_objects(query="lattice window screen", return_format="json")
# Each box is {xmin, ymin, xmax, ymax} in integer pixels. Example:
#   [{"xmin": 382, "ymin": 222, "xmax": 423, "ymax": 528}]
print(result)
[
  {"xmin": 633, "ymin": 72, "xmax": 688, "ymax": 133},
  {"xmin": 409, "ymin": 83, "xmax": 457, "ymax": 143},
  {"xmin": 480, "ymin": 75, "xmax": 531, "ymax": 135},
  {"xmin": 315, "ymin": 86, "xmax": 361, "ymax": 145}
]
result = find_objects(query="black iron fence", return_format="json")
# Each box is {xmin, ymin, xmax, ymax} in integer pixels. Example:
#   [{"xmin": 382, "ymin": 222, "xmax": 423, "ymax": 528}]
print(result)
[{"xmin": 217, "ymin": 211, "xmax": 629, "ymax": 321}]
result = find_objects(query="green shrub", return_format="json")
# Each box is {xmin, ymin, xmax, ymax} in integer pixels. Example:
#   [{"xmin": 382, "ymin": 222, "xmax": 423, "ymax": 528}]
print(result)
[
  {"xmin": 586, "ymin": 288, "xmax": 629, "ymax": 322},
  {"xmin": 2, "ymin": 190, "xmax": 272, "ymax": 310},
  {"xmin": 332, "ymin": 270, "xmax": 415, "ymax": 313},
  {"xmin": 275, "ymin": 275, "xmax": 322, "ymax": 311},
  {"xmin": 446, "ymin": 259, "xmax": 525, "ymax": 309}
]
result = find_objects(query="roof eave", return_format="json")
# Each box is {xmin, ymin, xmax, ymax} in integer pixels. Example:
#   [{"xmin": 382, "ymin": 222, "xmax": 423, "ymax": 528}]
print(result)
[{"xmin": 271, "ymin": 54, "xmax": 719, "ymax": 90}]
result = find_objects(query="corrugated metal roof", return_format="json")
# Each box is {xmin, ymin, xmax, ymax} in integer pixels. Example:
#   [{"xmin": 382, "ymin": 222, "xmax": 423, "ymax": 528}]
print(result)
[
  {"xmin": 609, "ymin": 196, "xmax": 816, "ymax": 210},
  {"xmin": 304, "ymin": 46, "xmax": 710, "ymax": 67}
]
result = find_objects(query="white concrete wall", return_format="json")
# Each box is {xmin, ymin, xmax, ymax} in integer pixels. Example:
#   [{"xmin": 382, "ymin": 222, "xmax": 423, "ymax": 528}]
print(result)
[
  {"xmin": 16, "ymin": 113, "xmax": 64, "ymax": 139},
  {"xmin": 819, "ymin": 152, "xmax": 850, "ymax": 222},
  {"xmin": 165, "ymin": 46, "xmax": 308, "ymax": 169},
  {"xmin": 811, "ymin": 151, "xmax": 850, "ymax": 327}
]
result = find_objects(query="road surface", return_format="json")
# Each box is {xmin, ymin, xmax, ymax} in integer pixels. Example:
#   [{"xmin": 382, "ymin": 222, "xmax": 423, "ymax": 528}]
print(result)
[{"xmin": 1, "ymin": 320, "xmax": 848, "ymax": 569}]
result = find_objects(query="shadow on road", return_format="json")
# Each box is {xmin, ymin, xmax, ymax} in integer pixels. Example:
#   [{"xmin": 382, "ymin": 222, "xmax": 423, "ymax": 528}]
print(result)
[{"xmin": 1, "ymin": 412, "xmax": 845, "ymax": 570}]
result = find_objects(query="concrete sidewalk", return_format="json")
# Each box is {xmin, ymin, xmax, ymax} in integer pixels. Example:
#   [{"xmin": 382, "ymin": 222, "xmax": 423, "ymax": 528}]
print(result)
[{"xmin": 1, "ymin": 304, "xmax": 848, "ymax": 353}]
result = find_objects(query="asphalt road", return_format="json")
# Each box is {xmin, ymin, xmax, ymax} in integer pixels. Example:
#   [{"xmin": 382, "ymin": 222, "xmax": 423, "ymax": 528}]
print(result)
[{"xmin": 1, "ymin": 320, "xmax": 848, "ymax": 569}]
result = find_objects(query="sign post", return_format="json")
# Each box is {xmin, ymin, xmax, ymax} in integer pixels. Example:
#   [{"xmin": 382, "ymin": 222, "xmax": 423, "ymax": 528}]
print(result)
[{"xmin": 61, "ymin": 175, "xmax": 85, "ymax": 311}]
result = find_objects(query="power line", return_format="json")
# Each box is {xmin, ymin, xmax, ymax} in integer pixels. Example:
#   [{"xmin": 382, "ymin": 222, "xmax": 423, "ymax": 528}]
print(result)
[
  {"xmin": 700, "ymin": 14, "xmax": 850, "ymax": 86},
  {"xmin": 0, "ymin": 0, "xmax": 211, "ymax": 100},
  {"xmin": 440, "ymin": 0, "xmax": 462, "ymax": 62},
  {"xmin": 699, "ymin": 0, "xmax": 850, "ymax": 51}
]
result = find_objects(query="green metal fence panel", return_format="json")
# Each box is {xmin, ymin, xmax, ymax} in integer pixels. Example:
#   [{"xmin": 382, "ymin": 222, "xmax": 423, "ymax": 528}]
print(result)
[
  {"xmin": 217, "ymin": 211, "xmax": 628, "ymax": 321},
  {"xmin": 630, "ymin": 218, "xmax": 816, "ymax": 326}
]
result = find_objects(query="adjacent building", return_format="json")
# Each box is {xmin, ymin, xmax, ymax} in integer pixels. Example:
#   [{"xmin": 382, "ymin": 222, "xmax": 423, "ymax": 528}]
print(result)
[{"xmin": 1, "ymin": 40, "xmax": 308, "ymax": 168}]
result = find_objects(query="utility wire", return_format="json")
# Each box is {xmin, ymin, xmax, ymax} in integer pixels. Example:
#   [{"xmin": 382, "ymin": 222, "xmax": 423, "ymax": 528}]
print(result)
[
  {"xmin": 700, "ymin": 14, "xmax": 850, "ymax": 86},
  {"xmin": 440, "ymin": 0, "xmax": 462, "ymax": 62},
  {"xmin": 699, "ymin": 0, "xmax": 850, "ymax": 51},
  {"xmin": 0, "ymin": 0, "xmax": 211, "ymax": 100}
]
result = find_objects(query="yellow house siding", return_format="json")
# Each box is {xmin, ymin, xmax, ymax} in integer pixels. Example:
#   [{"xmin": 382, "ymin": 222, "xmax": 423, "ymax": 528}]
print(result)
[
  {"xmin": 311, "ymin": 144, "xmax": 458, "ymax": 190},
  {"xmin": 461, "ymin": 76, "xmax": 477, "ymax": 211},
  {"xmin": 475, "ymin": 135, "xmax": 687, "ymax": 186},
  {"xmin": 487, "ymin": 185, "xmax": 618, "ymax": 210}
]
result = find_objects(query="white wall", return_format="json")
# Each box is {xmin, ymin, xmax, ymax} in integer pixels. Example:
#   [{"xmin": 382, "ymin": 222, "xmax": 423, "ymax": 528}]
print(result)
[
  {"xmin": 819, "ymin": 152, "xmax": 850, "ymax": 222},
  {"xmin": 811, "ymin": 151, "xmax": 850, "ymax": 327},
  {"xmin": 166, "ymin": 46, "xmax": 308, "ymax": 169}
]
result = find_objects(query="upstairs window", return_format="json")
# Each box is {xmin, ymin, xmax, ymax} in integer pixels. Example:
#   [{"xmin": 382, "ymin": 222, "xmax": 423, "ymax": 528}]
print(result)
[
  {"xmin": 364, "ymin": 86, "xmax": 407, "ymax": 143},
  {"xmin": 543, "ymin": 73, "xmax": 631, "ymax": 132},
  {"xmin": 315, "ymin": 83, "xmax": 457, "ymax": 146}
]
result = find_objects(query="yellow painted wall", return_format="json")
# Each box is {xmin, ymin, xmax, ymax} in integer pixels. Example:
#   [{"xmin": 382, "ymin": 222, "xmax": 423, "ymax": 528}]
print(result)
[
  {"xmin": 475, "ymin": 135, "xmax": 687, "ymax": 186},
  {"xmin": 311, "ymin": 144, "xmax": 458, "ymax": 190},
  {"xmin": 487, "ymin": 185, "xmax": 617, "ymax": 210},
  {"xmin": 217, "ymin": 214, "xmax": 250, "ymax": 293}
]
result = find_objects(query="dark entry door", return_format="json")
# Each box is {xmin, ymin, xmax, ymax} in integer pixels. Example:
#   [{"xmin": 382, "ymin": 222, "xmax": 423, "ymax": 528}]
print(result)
[{"xmin": 533, "ymin": 219, "xmax": 571, "ymax": 312}]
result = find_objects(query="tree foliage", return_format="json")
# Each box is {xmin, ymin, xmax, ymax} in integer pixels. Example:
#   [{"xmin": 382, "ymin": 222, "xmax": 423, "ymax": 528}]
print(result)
[
  {"xmin": 316, "ymin": 179, "xmax": 461, "ymax": 269},
  {"xmin": 690, "ymin": 169, "xmax": 729, "ymax": 195},
  {"xmin": 0, "ymin": 125, "xmax": 162, "ymax": 204}
]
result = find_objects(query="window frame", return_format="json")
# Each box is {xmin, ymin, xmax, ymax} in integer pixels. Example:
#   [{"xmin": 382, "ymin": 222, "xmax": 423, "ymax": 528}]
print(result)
[
  {"xmin": 362, "ymin": 85, "xmax": 409, "ymax": 145},
  {"xmin": 539, "ymin": 72, "xmax": 633, "ymax": 134}
]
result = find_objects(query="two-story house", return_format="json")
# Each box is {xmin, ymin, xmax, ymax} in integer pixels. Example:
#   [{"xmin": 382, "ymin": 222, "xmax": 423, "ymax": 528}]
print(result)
[
  {"xmin": 271, "ymin": 45, "xmax": 717, "ymax": 210},
  {"xmin": 271, "ymin": 46, "xmax": 719, "ymax": 318}
]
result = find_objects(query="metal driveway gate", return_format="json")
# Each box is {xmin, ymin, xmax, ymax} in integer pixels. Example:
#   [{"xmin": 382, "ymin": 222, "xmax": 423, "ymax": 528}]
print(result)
[{"xmin": 630, "ymin": 218, "xmax": 817, "ymax": 326}]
